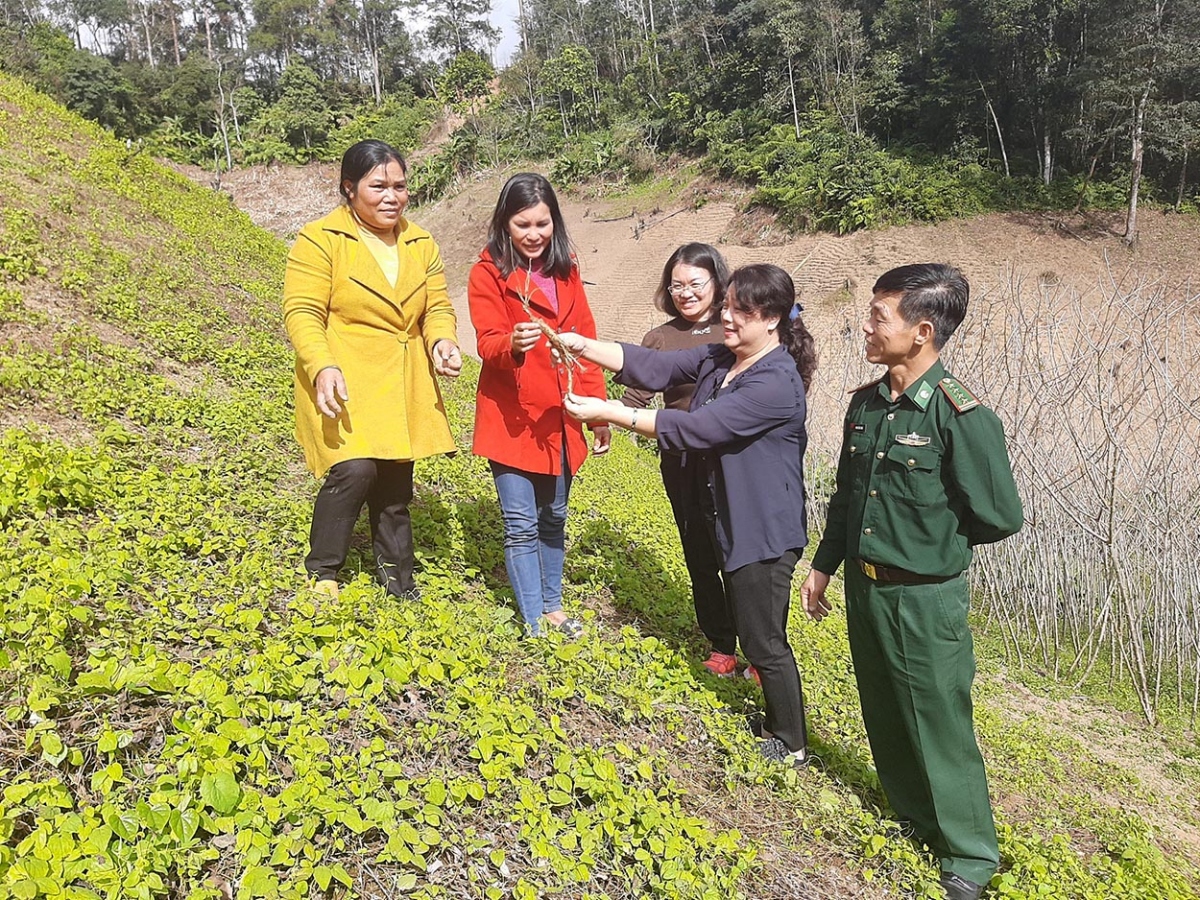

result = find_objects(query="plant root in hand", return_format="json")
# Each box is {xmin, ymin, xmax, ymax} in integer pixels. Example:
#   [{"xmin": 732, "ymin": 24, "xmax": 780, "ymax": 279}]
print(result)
[{"xmin": 519, "ymin": 266, "xmax": 585, "ymax": 395}]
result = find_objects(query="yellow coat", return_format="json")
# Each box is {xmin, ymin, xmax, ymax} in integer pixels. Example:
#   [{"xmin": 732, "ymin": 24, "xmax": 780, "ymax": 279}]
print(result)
[{"xmin": 283, "ymin": 205, "xmax": 458, "ymax": 477}]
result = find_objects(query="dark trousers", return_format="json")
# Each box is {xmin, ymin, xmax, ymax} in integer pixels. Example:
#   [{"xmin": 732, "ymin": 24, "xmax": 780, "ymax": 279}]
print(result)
[
  {"xmin": 660, "ymin": 453, "xmax": 735, "ymax": 656},
  {"xmin": 305, "ymin": 458, "xmax": 415, "ymax": 596},
  {"xmin": 844, "ymin": 565, "xmax": 999, "ymax": 885},
  {"xmin": 725, "ymin": 549, "xmax": 808, "ymax": 752}
]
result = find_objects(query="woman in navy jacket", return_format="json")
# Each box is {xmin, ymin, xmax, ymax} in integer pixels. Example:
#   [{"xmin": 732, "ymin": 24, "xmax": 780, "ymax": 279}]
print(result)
[{"xmin": 562, "ymin": 264, "xmax": 818, "ymax": 765}]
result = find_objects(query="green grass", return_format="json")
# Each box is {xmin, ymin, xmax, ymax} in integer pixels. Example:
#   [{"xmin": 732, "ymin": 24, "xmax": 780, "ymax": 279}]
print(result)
[{"xmin": 1, "ymin": 71, "xmax": 1198, "ymax": 900}]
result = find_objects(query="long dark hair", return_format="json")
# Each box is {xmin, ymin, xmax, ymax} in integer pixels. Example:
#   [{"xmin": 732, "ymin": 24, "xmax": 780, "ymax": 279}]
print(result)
[
  {"xmin": 339, "ymin": 139, "xmax": 407, "ymax": 202},
  {"xmin": 728, "ymin": 264, "xmax": 817, "ymax": 389},
  {"xmin": 654, "ymin": 242, "xmax": 730, "ymax": 318},
  {"xmin": 485, "ymin": 173, "xmax": 574, "ymax": 279}
]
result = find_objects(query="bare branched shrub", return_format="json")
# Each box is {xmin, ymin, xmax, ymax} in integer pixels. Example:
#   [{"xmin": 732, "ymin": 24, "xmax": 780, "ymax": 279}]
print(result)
[{"xmin": 805, "ymin": 267, "xmax": 1200, "ymax": 725}]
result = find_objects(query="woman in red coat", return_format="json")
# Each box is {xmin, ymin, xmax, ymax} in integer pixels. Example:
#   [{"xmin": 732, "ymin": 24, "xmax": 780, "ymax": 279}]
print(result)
[{"xmin": 469, "ymin": 173, "xmax": 611, "ymax": 637}]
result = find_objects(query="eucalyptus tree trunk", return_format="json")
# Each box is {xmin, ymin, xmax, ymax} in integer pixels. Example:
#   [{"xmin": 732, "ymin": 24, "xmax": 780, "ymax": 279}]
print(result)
[
  {"xmin": 980, "ymin": 81, "xmax": 1010, "ymax": 176},
  {"xmin": 787, "ymin": 55, "xmax": 800, "ymax": 140},
  {"xmin": 1125, "ymin": 83, "xmax": 1151, "ymax": 245},
  {"xmin": 1176, "ymin": 146, "xmax": 1189, "ymax": 209}
]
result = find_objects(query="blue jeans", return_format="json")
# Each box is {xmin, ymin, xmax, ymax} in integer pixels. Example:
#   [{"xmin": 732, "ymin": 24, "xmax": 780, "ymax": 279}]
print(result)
[{"xmin": 490, "ymin": 458, "xmax": 572, "ymax": 636}]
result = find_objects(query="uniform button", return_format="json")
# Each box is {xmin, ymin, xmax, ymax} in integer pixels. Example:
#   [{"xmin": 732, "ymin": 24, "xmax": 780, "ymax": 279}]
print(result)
[
  {"xmin": 876, "ymin": 451, "xmax": 884, "ymax": 459},
  {"xmin": 397, "ymin": 333, "xmax": 409, "ymax": 344},
  {"xmin": 907, "ymin": 458, "xmax": 916, "ymax": 467},
  {"xmin": 869, "ymin": 490, "xmax": 878, "ymax": 497},
  {"xmin": 887, "ymin": 413, "xmax": 895, "ymax": 420},
  {"xmin": 850, "ymin": 445, "xmax": 857, "ymax": 453},
  {"xmin": 863, "ymin": 528, "xmax": 872, "ymax": 535}
]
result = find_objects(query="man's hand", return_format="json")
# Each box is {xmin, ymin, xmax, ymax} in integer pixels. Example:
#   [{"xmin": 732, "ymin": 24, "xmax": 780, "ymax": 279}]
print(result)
[
  {"xmin": 315, "ymin": 366, "xmax": 348, "ymax": 418},
  {"xmin": 801, "ymin": 569, "xmax": 833, "ymax": 621},
  {"xmin": 432, "ymin": 340, "xmax": 462, "ymax": 377}
]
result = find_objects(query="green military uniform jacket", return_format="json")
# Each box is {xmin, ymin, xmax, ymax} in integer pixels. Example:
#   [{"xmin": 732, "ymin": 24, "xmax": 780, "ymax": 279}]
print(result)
[{"xmin": 811, "ymin": 359, "xmax": 1023, "ymax": 578}]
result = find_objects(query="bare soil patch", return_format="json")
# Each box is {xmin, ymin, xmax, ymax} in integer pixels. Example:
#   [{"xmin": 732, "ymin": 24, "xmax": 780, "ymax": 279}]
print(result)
[{"xmin": 202, "ymin": 164, "xmax": 1200, "ymax": 361}]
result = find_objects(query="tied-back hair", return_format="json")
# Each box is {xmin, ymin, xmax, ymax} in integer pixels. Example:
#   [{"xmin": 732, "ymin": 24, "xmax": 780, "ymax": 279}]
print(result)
[
  {"xmin": 339, "ymin": 140, "xmax": 406, "ymax": 202},
  {"xmin": 486, "ymin": 173, "xmax": 574, "ymax": 280},
  {"xmin": 654, "ymin": 242, "xmax": 730, "ymax": 317},
  {"xmin": 872, "ymin": 263, "xmax": 969, "ymax": 349},
  {"xmin": 728, "ymin": 264, "xmax": 817, "ymax": 390}
]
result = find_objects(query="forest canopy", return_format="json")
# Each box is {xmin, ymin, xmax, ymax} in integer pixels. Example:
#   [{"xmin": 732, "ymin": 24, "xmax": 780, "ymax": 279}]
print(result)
[{"xmin": 2, "ymin": 0, "xmax": 1197, "ymax": 236}]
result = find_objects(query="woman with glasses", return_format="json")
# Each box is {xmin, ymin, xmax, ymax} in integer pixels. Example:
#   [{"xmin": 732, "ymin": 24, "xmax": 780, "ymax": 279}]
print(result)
[
  {"xmin": 619, "ymin": 244, "xmax": 739, "ymax": 677},
  {"xmin": 560, "ymin": 264, "xmax": 819, "ymax": 766}
]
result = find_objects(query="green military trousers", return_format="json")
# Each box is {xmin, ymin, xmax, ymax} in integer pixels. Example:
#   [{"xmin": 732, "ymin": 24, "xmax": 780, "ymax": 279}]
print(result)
[{"xmin": 844, "ymin": 565, "xmax": 999, "ymax": 885}]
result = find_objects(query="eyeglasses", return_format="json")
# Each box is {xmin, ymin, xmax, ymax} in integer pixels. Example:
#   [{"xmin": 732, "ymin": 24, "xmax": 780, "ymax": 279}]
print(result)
[{"xmin": 667, "ymin": 277, "xmax": 712, "ymax": 297}]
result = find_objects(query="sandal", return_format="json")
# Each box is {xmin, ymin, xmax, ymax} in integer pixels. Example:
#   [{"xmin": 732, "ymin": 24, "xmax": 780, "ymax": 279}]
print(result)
[{"xmin": 551, "ymin": 616, "xmax": 584, "ymax": 639}]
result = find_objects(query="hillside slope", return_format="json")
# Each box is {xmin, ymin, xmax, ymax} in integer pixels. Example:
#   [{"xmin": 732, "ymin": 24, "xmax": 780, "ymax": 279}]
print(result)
[{"xmin": 2, "ymin": 75, "xmax": 1198, "ymax": 900}]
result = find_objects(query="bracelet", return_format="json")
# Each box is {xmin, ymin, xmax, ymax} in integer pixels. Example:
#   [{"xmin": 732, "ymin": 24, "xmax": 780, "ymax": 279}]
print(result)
[{"xmin": 629, "ymin": 409, "xmax": 639, "ymax": 430}]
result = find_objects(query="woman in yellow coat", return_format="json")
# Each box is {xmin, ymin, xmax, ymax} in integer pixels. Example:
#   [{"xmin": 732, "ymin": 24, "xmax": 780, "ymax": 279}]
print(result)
[{"xmin": 283, "ymin": 140, "xmax": 462, "ymax": 599}]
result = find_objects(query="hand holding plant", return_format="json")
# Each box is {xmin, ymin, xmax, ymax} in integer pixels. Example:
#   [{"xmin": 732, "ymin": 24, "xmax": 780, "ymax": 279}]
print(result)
[{"xmin": 564, "ymin": 392, "xmax": 619, "ymax": 423}]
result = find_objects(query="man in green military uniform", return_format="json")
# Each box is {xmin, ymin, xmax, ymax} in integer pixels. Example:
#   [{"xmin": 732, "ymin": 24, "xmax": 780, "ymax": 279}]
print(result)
[{"xmin": 801, "ymin": 264, "xmax": 1023, "ymax": 900}]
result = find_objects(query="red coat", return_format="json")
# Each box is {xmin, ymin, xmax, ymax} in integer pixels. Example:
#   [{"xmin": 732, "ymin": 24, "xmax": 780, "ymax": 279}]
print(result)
[{"xmin": 469, "ymin": 250, "xmax": 608, "ymax": 476}]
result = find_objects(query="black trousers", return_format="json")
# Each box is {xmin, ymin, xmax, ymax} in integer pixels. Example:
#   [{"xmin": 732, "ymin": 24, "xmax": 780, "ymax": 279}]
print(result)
[
  {"xmin": 305, "ymin": 458, "xmax": 415, "ymax": 596},
  {"xmin": 660, "ymin": 452, "xmax": 736, "ymax": 656},
  {"xmin": 725, "ymin": 549, "xmax": 808, "ymax": 752}
]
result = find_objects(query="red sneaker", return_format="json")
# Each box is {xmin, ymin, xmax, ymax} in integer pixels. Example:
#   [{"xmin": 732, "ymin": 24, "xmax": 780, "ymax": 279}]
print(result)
[
  {"xmin": 702, "ymin": 651, "xmax": 738, "ymax": 677},
  {"xmin": 743, "ymin": 665, "xmax": 761, "ymax": 686}
]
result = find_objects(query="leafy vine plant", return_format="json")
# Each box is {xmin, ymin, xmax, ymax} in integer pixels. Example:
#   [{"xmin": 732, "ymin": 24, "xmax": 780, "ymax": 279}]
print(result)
[{"xmin": 518, "ymin": 263, "xmax": 585, "ymax": 395}]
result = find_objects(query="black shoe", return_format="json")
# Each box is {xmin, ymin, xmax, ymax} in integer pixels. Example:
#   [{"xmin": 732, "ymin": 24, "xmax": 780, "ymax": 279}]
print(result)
[
  {"xmin": 939, "ymin": 872, "xmax": 986, "ymax": 900},
  {"xmin": 375, "ymin": 559, "xmax": 419, "ymax": 600},
  {"xmin": 758, "ymin": 735, "xmax": 819, "ymax": 769}
]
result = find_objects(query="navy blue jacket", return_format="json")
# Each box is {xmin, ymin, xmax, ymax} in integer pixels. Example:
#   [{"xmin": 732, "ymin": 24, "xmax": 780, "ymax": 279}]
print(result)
[{"xmin": 616, "ymin": 342, "xmax": 808, "ymax": 571}]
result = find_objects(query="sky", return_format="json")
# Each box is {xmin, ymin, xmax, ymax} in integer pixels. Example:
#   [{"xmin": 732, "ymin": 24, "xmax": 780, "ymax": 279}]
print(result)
[{"xmin": 489, "ymin": 0, "xmax": 523, "ymax": 66}]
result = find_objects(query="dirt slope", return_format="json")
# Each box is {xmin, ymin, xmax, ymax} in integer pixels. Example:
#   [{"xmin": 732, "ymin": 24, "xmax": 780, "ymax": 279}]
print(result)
[{"xmin": 202, "ymin": 163, "xmax": 1200, "ymax": 360}]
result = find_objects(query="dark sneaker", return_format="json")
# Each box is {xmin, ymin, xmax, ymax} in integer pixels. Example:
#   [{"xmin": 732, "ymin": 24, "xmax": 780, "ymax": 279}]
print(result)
[
  {"xmin": 939, "ymin": 872, "xmax": 986, "ymax": 900},
  {"xmin": 758, "ymin": 735, "xmax": 815, "ymax": 768}
]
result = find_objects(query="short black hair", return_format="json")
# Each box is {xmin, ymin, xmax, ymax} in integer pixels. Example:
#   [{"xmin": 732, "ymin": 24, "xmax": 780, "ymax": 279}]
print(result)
[
  {"xmin": 339, "ymin": 139, "xmax": 406, "ymax": 202},
  {"xmin": 654, "ymin": 242, "xmax": 730, "ymax": 317},
  {"xmin": 872, "ymin": 263, "xmax": 969, "ymax": 349},
  {"xmin": 486, "ymin": 173, "xmax": 574, "ymax": 279}
]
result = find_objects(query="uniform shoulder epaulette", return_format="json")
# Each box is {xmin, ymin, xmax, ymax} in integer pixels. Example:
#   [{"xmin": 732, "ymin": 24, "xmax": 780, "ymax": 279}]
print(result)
[
  {"xmin": 937, "ymin": 375, "xmax": 980, "ymax": 412},
  {"xmin": 846, "ymin": 376, "xmax": 885, "ymax": 395}
]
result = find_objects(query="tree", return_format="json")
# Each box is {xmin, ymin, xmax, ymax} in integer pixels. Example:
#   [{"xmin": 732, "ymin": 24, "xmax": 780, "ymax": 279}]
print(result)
[
  {"xmin": 413, "ymin": 0, "xmax": 498, "ymax": 60},
  {"xmin": 539, "ymin": 43, "xmax": 599, "ymax": 136},
  {"xmin": 256, "ymin": 60, "xmax": 330, "ymax": 153},
  {"xmin": 439, "ymin": 49, "xmax": 494, "ymax": 103}
]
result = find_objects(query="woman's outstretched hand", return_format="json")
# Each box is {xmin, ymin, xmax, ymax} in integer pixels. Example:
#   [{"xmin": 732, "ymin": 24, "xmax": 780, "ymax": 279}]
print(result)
[
  {"xmin": 552, "ymin": 331, "xmax": 589, "ymax": 365},
  {"xmin": 563, "ymin": 392, "xmax": 617, "ymax": 423}
]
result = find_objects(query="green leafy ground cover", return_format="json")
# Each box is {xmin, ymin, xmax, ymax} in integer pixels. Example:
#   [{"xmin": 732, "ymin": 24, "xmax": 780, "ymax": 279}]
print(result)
[{"xmin": 1, "ymin": 73, "xmax": 1198, "ymax": 899}]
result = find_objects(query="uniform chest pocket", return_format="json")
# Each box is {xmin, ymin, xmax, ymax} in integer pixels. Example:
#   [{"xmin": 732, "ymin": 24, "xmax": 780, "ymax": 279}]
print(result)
[
  {"xmin": 883, "ymin": 443, "xmax": 943, "ymax": 504},
  {"xmin": 845, "ymin": 438, "xmax": 873, "ymax": 487}
]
